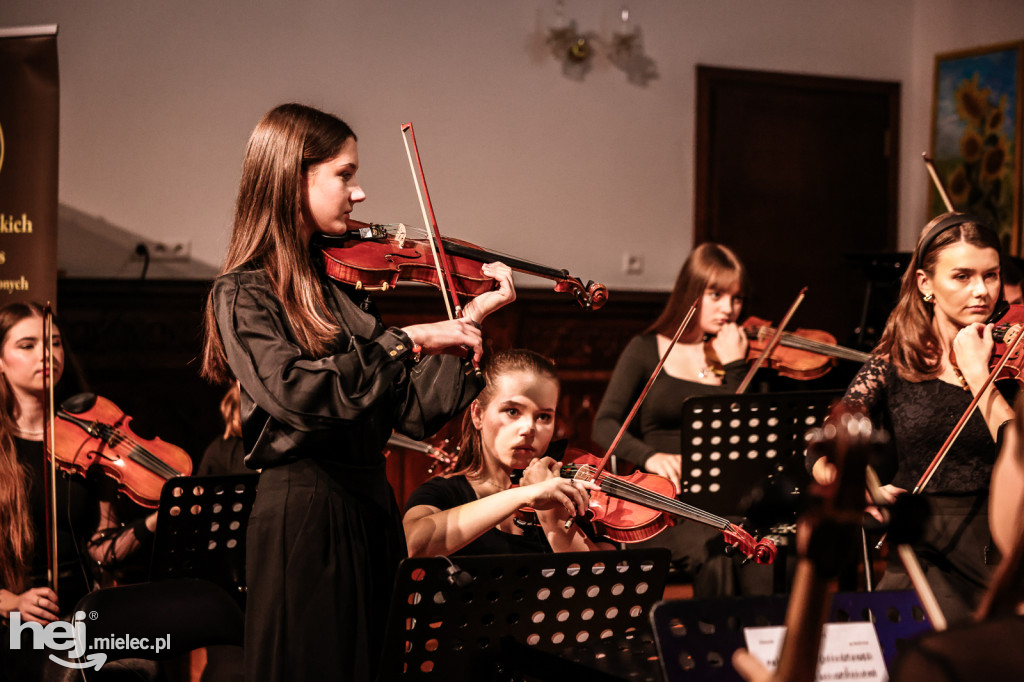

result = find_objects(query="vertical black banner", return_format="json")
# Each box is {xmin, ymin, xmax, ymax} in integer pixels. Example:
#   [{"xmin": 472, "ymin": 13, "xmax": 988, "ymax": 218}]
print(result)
[{"xmin": 0, "ymin": 25, "xmax": 59, "ymax": 308}]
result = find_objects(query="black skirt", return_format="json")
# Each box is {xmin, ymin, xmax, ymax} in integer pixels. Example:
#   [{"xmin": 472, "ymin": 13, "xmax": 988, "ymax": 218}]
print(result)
[{"xmin": 244, "ymin": 458, "xmax": 406, "ymax": 682}]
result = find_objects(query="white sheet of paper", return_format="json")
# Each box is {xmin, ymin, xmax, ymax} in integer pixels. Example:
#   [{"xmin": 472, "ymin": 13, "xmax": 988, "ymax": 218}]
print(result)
[{"xmin": 742, "ymin": 622, "xmax": 889, "ymax": 681}]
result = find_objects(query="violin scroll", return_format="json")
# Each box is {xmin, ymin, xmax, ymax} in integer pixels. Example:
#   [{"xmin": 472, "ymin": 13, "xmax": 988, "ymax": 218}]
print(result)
[{"xmin": 723, "ymin": 524, "xmax": 777, "ymax": 564}]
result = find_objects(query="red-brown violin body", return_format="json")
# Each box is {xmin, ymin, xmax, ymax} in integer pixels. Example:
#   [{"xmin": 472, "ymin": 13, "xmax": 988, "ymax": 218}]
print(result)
[
  {"xmin": 742, "ymin": 316, "xmax": 872, "ymax": 381},
  {"xmin": 317, "ymin": 220, "xmax": 608, "ymax": 310},
  {"xmin": 49, "ymin": 393, "xmax": 192, "ymax": 508},
  {"xmin": 560, "ymin": 449, "xmax": 776, "ymax": 563}
]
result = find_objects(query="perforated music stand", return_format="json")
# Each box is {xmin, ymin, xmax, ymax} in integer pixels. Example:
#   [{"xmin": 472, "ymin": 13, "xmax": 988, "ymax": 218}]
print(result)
[
  {"xmin": 379, "ymin": 548, "xmax": 671, "ymax": 682},
  {"xmin": 149, "ymin": 473, "xmax": 259, "ymax": 607},
  {"xmin": 678, "ymin": 390, "xmax": 842, "ymax": 516},
  {"xmin": 650, "ymin": 590, "xmax": 934, "ymax": 681}
]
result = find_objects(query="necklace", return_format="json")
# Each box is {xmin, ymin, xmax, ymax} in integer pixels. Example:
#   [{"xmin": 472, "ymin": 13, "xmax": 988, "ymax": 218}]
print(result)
[
  {"xmin": 15, "ymin": 426, "xmax": 44, "ymax": 437},
  {"xmin": 697, "ymin": 366, "xmax": 710, "ymax": 379}
]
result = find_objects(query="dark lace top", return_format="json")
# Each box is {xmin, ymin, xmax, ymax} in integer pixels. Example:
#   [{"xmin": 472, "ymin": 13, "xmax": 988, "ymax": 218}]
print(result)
[{"xmin": 815, "ymin": 356, "xmax": 1010, "ymax": 495}]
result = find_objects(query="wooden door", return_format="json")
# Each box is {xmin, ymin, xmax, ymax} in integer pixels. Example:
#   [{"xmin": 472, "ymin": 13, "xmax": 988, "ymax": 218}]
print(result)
[{"xmin": 695, "ymin": 66, "xmax": 900, "ymax": 349}]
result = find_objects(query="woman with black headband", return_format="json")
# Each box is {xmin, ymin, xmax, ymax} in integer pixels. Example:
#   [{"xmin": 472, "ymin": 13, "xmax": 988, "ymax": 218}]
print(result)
[{"xmin": 807, "ymin": 212, "xmax": 1014, "ymax": 624}]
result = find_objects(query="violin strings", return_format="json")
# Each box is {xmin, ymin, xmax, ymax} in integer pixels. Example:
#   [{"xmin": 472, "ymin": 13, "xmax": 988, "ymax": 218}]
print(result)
[
  {"xmin": 390, "ymin": 224, "xmax": 554, "ymax": 272},
  {"xmin": 575, "ymin": 465, "xmax": 730, "ymax": 530},
  {"xmin": 106, "ymin": 429, "xmax": 181, "ymax": 479},
  {"xmin": 57, "ymin": 412, "xmax": 182, "ymax": 480},
  {"xmin": 760, "ymin": 329, "xmax": 871, "ymax": 363}
]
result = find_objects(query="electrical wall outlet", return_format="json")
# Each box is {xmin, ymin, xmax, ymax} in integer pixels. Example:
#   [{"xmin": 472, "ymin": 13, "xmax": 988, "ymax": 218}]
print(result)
[
  {"xmin": 137, "ymin": 241, "xmax": 191, "ymax": 262},
  {"xmin": 622, "ymin": 252, "xmax": 644, "ymax": 275}
]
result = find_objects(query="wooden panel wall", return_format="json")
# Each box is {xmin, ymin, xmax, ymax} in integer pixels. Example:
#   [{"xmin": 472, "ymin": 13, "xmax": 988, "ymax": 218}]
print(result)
[{"xmin": 56, "ymin": 279, "xmax": 668, "ymax": 507}]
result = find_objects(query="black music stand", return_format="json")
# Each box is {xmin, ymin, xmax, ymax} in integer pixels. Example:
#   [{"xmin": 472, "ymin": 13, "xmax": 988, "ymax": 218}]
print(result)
[
  {"xmin": 379, "ymin": 548, "xmax": 671, "ymax": 682},
  {"xmin": 149, "ymin": 473, "xmax": 259, "ymax": 608},
  {"xmin": 678, "ymin": 390, "xmax": 842, "ymax": 517},
  {"xmin": 650, "ymin": 590, "xmax": 934, "ymax": 681}
]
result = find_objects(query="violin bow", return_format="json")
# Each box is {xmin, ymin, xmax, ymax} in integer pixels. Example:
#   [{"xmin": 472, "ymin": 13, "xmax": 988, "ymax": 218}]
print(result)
[
  {"xmin": 41, "ymin": 303, "xmax": 59, "ymax": 594},
  {"xmin": 735, "ymin": 287, "xmax": 807, "ymax": 394},
  {"xmin": 401, "ymin": 123, "xmax": 462, "ymax": 321},
  {"xmin": 923, "ymin": 152, "xmax": 955, "ymax": 212}
]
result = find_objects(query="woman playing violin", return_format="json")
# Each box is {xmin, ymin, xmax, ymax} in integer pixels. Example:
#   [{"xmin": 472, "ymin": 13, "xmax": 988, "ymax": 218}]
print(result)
[
  {"xmin": 809, "ymin": 212, "xmax": 1014, "ymax": 624},
  {"xmin": 201, "ymin": 103, "xmax": 515, "ymax": 682},
  {"xmin": 0, "ymin": 302, "xmax": 156, "ymax": 679},
  {"xmin": 593, "ymin": 243, "xmax": 759, "ymax": 592},
  {"xmin": 886, "ymin": 392, "xmax": 1024, "ymax": 680},
  {"xmin": 404, "ymin": 349, "xmax": 612, "ymax": 557}
]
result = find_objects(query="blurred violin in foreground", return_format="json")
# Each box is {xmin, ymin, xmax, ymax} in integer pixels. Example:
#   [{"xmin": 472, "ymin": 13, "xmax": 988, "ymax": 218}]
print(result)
[
  {"xmin": 316, "ymin": 220, "xmax": 608, "ymax": 311},
  {"xmin": 50, "ymin": 393, "xmax": 192, "ymax": 508}
]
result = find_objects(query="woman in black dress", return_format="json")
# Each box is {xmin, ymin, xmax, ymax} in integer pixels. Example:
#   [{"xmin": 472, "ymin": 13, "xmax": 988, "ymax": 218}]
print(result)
[
  {"xmin": 404, "ymin": 349, "xmax": 609, "ymax": 557},
  {"xmin": 201, "ymin": 103, "xmax": 515, "ymax": 682},
  {"xmin": 809, "ymin": 212, "xmax": 1013, "ymax": 624}
]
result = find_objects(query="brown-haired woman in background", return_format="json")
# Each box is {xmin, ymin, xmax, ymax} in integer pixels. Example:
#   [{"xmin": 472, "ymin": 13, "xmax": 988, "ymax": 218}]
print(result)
[
  {"xmin": 592, "ymin": 243, "xmax": 753, "ymax": 593},
  {"xmin": 200, "ymin": 103, "xmax": 516, "ymax": 682},
  {"xmin": 808, "ymin": 212, "xmax": 1014, "ymax": 624},
  {"xmin": 0, "ymin": 302, "xmax": 156, "ymax": 680},
  {"xmin": 403, "ymin": 349, "xmax": 611, "ymax": 557},
  {"xmin": 887, "ymin": 389, "xmax": 1024, "ymax": 679}
]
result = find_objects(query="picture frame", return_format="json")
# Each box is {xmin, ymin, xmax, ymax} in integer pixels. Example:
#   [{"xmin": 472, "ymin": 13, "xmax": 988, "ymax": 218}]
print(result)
[{"xmin": 931, "ymin": 40, "xmax": 1024, "ymax": 254}]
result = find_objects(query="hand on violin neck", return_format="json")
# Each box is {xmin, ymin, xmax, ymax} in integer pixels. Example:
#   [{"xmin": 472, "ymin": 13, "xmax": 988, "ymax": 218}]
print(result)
[
  {"xmin": 710, "ymin": 321, "xmax": 747, "ymax": 365},
  {"xmin": 402, "ymin": 318, "xmax": 484, "ymax": 362},
  {"xmin": 461, "ymin": 261, "xmax": 516, "ymax": 324}
]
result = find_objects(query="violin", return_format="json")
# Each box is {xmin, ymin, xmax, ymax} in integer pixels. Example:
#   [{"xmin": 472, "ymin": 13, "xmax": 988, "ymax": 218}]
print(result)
[
  {"xmin": 317, "ymin": 220, "xmax": 608, "ymax": 311},
  {"xmin": 950, "ymin": 302, "xmax": 1024, "ymax": 381},
  {"xmin": 742, "ymin": 316, "xmax": 872, "ymax": 380},
  {"xmin": 558, "ymin": 449, "xmax": 776, "ymax": 563},
  {"xmin": 49, "ymin": 393, "xmax": 193, "ymax": 508}
]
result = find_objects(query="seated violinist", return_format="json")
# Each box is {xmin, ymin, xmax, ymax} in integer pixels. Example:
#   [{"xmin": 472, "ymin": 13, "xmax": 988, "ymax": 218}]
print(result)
[
  {"xmin": 592, "ymin": 243, "xmax": 760, "ymax": 593},
  {"xmin": 0, "ymin": 302, "xmax": 157, "ymax": 679},
  {"xmin": 403, "ymin": 349, "xmax": 614, "ymax": 556}
]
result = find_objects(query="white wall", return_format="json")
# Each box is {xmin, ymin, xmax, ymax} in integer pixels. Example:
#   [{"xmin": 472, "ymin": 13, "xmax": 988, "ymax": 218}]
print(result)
[{"xmin": 0, "ymin": 1, "xmax": 1019, "ymax": 287}]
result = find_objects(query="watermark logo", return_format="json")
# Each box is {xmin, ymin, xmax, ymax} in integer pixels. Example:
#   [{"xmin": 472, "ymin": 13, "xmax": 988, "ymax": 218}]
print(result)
[{"xmin": 8, "ymin": 610, "xmax": 171, "ymax": 670}]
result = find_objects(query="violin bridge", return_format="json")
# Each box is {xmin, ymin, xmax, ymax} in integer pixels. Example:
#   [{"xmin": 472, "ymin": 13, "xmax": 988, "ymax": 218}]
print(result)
[{"xmin": 396, "ymin": 223, "xmax": 407, "ymax": 248}]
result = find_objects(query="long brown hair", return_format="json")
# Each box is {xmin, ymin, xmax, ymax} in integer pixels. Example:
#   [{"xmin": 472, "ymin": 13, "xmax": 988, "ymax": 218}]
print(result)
[
  {"xmin": 201, "ymin": 103, "xmax": 357, "ymax": 383},
  {"xmin": 976, "ymin": 394, "xmax": 1024, "ymax": 620},
  {"xmin": 0, "ymin": 302, "xmax": 47, "ymax": 592},
  {"xmin": 220, "ymin": 383, "xmax": 242, "ymax": 440},
  {"xmin": 647, "ymin": 243, "xmax": 748, "ymax": 343},
  {"xmin": 450, "ymin": 349, "xmax": 559, "ymax": 479},
  {"xmin": 874, "ymin": 212, "xmax": 1002, "ymax": 381}
]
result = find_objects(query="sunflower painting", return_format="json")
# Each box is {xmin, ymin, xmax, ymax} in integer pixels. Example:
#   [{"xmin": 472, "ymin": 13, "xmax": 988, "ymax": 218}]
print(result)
[{"xmin": 932, "ymin": 41, "xmax": 1023, "ymax": 253}]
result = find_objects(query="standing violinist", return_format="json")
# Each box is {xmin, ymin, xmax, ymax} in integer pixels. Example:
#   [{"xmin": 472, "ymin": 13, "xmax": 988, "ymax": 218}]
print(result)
[
  {"xmin": 403, "ymin": 349, "xmax": 611, "ymax": 557},
  {"xmin": 200, "ymin": 103, "xmax": 516, "ymax": 682},
  {"xmin": 0, "ymin": 302, "xmax": 156, "ymax": 680},
  {"xmin": 809, "ymin": 212, "xmax": 1014, "ymax": 624},
  {"xmin": 592, "ymin": 243, "xmax": 758, "ymax": 594}
]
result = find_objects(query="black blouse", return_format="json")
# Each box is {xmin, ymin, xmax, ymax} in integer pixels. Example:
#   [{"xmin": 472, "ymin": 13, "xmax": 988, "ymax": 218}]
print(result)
[
  {"xmin": 823, "ymin": 356, "xmax": 1011, "ymax": 494},
  {"xmin": 15, "ymin": 436, "xmax": 93, "ymax": 595},
  {"xmin": 593, "ymin": 333, "xmax": 748, "ymax": 468},
  {"xmin": 210, "ymin": 267, "xmax": 482, "ymax": 484},
  {"xmin": 406, "ymin": 475, "xmax": 551, "ymax": 556}
]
